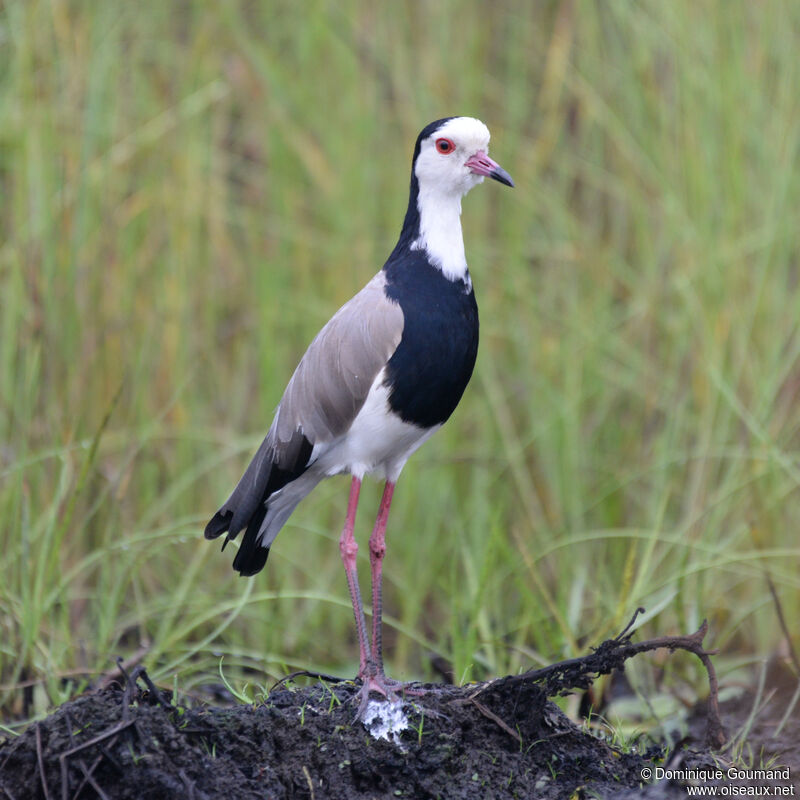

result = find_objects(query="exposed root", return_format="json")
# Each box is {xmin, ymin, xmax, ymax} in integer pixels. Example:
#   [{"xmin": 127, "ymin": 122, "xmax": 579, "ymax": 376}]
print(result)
[
  {"xmin": 472, "ymin": 607, "xmax": 726, "ymax": 747},
  {"xmin": 269, "ymin": 669, "xmax": 351, "ymax": 692},
  {"xmin": 468, "ymin": 697, "xmax": 522, "ymax": 745},
  {"xmin": 35, "ymin": 724, "xmax": 51, "ymax": 800}
]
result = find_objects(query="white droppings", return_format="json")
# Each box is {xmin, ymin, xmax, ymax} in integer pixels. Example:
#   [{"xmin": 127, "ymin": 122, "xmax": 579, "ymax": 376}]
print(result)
[{"xmin": 361, "ymin": 698, "xmax": 409, "ymax": 746}]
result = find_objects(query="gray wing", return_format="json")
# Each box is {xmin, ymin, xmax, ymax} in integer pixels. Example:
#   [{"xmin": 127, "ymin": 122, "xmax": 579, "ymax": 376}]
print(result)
[
  {"xmin": 205, "ymin": 271, "xmax": 403, "ymax": 569},
  {"xmin": 273, "ymin": 270, "xmax": 403, "ymax": 455}
]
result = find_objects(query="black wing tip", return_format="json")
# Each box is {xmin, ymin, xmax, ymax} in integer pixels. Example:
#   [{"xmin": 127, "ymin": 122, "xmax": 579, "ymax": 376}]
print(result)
[
  {"xmin": 233, "ymin": 545, "xmax": 270, "ymax": 576},
  {"xmin": 205, "ymin": 508, "xmax": 268, "ymax": 573},
  {"xmin": 204, "ymin": 509, "xmax": 233, "ymax": 540}
]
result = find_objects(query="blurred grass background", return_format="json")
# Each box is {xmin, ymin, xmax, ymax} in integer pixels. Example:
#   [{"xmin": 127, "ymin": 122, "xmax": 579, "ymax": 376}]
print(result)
[{"xmin": 2, "ymin": 0, "xmax": 799, "ymax": 722}]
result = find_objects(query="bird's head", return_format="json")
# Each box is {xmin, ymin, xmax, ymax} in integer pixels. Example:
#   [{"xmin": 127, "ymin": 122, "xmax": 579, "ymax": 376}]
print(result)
[{"xmin": 413, "ymin": 117, "xmax": 514, "ymax": 197}]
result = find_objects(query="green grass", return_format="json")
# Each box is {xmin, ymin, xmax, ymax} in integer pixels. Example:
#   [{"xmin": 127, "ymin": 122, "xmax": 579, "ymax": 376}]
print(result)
[{"xmin": 2, "ymin": 0, "xmax": 799, "ymax": 721}]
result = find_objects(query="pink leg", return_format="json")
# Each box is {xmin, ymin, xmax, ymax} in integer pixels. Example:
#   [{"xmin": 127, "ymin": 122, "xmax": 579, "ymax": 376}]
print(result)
[
  {"xmin": 368, "ymin": 481, "xmax": 395, "ymax": 676},
  {"xmin": 350, "ymin": 480, "xmax": 425, "ymax": 719},
  {"xmin": 338, "ymin": 476, "xmax": 371, "ymax": 674}
]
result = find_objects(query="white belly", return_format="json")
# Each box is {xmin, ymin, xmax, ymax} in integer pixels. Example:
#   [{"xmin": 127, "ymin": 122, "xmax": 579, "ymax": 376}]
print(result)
[{"xmin": 311, "ymin": 370, "xmax": 440, "ymax": 482}]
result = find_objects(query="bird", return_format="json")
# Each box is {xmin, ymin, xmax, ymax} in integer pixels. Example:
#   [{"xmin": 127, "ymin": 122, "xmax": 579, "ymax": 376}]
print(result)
[{"xmin": 205, "ymin": 116, "xmax": 513, "ymax": 715}]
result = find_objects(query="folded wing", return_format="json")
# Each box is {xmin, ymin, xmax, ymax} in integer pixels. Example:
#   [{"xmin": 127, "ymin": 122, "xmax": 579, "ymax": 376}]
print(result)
[{"xmin": 204, "ymin": 272, "xmax": 404, "ymax": 574}]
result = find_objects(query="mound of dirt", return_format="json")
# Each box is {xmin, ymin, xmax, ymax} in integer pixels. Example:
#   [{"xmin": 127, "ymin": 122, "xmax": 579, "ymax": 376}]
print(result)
[
  {"xmin": 1, "ymin": 676, "xmax": 695, "ymax": 800},
  {"xmin": 3, "ymin": 618, "xmax": 797, "ymax": 799}
]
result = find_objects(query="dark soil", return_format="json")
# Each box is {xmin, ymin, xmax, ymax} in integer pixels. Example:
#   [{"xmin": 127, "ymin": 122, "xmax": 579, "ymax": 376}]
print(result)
[
  {"xmin": 0, "ymin": 677, "xmax": 675, "ymax": 800},
  {"xmin": 2, "ymin": 632, "xmax": 798, "ymax": 798}
]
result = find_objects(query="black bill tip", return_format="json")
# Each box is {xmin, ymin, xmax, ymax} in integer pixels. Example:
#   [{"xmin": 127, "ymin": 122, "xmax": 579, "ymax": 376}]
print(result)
[{"xmin": 490, "ymin": 166, "xmax": 514, "ymax": 188}]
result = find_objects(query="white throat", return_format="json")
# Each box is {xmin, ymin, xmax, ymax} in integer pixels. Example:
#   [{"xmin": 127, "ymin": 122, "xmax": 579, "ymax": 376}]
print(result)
[{"xmin": 411, "ymin": 185, "xmax": 470, "ymax": 285}]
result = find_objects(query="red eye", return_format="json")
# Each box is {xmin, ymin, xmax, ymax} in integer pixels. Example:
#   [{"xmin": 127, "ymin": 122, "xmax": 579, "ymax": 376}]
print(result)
[{"xmin": 435, "ymin": 137, "xmax": 455, "ymax": 154}]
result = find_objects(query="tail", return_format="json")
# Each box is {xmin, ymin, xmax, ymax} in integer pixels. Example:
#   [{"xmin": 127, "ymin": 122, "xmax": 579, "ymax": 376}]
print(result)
[
  {"xmin": 205, "ymin": 430, "xmax": 313, "ymax": 576},
  {"xmin": 205, "ymin": 503, "xmax": 271, "ymax": 576}
]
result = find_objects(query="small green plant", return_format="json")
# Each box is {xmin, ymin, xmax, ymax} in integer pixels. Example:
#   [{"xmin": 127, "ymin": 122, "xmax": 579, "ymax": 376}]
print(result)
[
  {"xmin": 546, "ymin": 756, "xmax": 560, "ymax": 779},
  {"xmin": 316, "ymin": 679, "xmax": 342, "ymax": 713},
  {"xmin": 126, "ymin": 742, "xmax": 144, "ymax": 766},
  {"xmin": 200, "ymin": 739, "xmax": 218, "ymax": 759},
  {"xmin": 217, "ymin": 658, "xmax": 255, "ymax": 704},
  {"xmin": 408, "ymin": 710, "xmax": 425, "ymax": 746}
]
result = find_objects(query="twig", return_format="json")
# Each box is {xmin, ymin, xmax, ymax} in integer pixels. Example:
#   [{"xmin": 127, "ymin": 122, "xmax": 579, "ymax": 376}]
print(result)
[
  {"xmin": 302, "ymin": 765, "xmax": 316, "ymax": 800},
  {"xmin": 611, "ymin": 606, "xmax": 646, "ymax": 644},
  {"xmin": 58, "ymin": 720, "xmax": 136, "ymax": 762},
  {"xmin": 765, "ymin": 573, "xmax": 800, "ymax": 677},
  {"xmin": 35, "ymin": 724, "xmax": 52, "ymax": 800},
  {"xmin": 97, "ymin": 648, "xmax": 151, "ymax": 691},
  {"xmin": 61, "ymin": 710, "xmax": 75, "ymax": 800},
  {"xmin": 99, "ymin": 745, "xmax": 123, "ymax": 772},
  {"xmin": 748, "ymin": 524, "xmax": 800, "ymax": 678},
  {"xmin": 59, "ymin": 721, "xmax": 134, "ymax": 800},
  {"xmin": 116, "ymin": 661, "xmax": 173, "ymax": 717},
  {"xmin": 119, "ymin": 660, "xmax": 136, "ymax": 723},
  {"xmin": 69, "ymin": 754, "xmax": 109, "ymax": 800},
  {"xmin": 135, "ymin": 667, "xmax": 174, "ymax": 710},
  {"xmin": 72, "ymin": 753, "xmax": 104, "ymax": 800},
  {"xmin": 116, "ymin": 656, "xmax": 133, "ymax": 689},
  {"xmin": 469, "ymin": 698, "xmax": 522, "ymax": 745},
  {"xmin": 474, "ymin": 617, "xmax": 726, "ymax": 748},
  {"xmin": 270, "ymin": 670, "xmax": 349, "ymax": 692}
]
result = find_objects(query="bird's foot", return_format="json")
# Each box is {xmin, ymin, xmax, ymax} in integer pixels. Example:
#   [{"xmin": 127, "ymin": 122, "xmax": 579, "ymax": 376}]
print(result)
[{"xmin": 353, "ymin": 666, "xmax": 425, "ymax": 721}]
